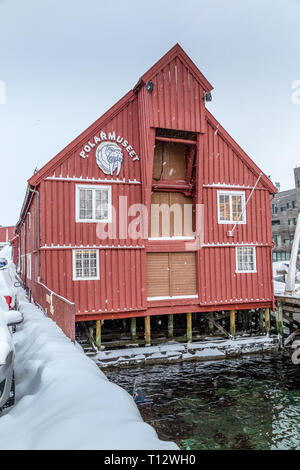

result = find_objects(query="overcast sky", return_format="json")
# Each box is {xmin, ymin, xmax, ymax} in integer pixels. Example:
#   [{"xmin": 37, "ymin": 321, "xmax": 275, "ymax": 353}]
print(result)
[{"xmin": 0, "ymin": 0, "xmax": 300, "ymax": 226}]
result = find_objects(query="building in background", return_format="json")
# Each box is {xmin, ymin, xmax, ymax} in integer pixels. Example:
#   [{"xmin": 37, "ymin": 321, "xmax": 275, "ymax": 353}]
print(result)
[
  {"xmin": 0, "ymin": 226, "xmax": 15, "ymax": 251},
  {"xmin": 271, "ymin": 167, "xmax": 300, "ymax": 262}
]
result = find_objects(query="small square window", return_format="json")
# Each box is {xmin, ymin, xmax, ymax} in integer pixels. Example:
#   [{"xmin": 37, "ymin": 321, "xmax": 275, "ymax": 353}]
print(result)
[
  {"xmin": 236, "ymin": 247, "xmax": 256, "ymax": 273},
  {"xmin": 73, "ymin": 250, "xmax": 100, "ymax": 280}
]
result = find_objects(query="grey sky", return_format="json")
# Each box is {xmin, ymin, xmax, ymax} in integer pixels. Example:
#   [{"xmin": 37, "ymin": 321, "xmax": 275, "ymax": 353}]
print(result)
[{"xmin": 0, "ymin": 0, "xmax": 300, "ymax": 226}]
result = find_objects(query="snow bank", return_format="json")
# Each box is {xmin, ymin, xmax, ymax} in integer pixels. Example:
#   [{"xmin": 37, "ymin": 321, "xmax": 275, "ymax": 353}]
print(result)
[{"xmin": 0, "ymin": 295, "xmax": 177, "ymax": 450}]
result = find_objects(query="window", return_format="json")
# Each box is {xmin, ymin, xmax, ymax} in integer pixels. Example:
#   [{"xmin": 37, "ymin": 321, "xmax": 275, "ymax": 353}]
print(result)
[
  {"xmin": 236, "ymin": 247, "xmax": 256, "ymax": 273},
  {"xmin": 26, "ymin": 254, "xmax": 31, "ymax": 280},
  {"xmin": 288, "ymin": 218, "xmax": 296, "ymax": 226},
  {"xmin": 292, "ymin": 201, "xmax": 296, "ymax": 208},
  {"xmin": 280, "ymin": 206, "xmax": 286, "ymax": 212},
  {"xmin": 217, "ymin": 191, "xmax": 246, "ymax": 224},
  {"xmin": 272, "ymin": 220, "xmax": 280, "ymax": 226},
  {"xmin": 76, "ymin": 185, "xmax": 111, "ymax": 223},
  {"xmin": 73, "ymin": 250, "xmax": 99, "ymax": 281}
]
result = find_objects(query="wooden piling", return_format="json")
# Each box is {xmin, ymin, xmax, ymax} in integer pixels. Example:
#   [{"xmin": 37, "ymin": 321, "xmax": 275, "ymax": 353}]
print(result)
[
  {"xmin": 145, "ymin": 316, "xmax": 151, "ymax": 346},
  {"xmin": 265, "ymin": 308, "xmax": 270, "ymax": 336},
  {"xmin": 230, "ymin": 310, "xmax": 236, "ymax": 338},
  {"xmin": 168, "ymin": 314, "xmax": 174, "ymax": 339},
  {"xmin": 276, "ymin": 303, "xmax": 284, "ymax": 347},
  {"xmin": 95, "ymin": 320, "xmax": 101, "ymax": 350},
  {"xmin": 131, "ymin": 317, "xmax": 137, "ymax": 342},
  {"xmin": 187, "ymin": 313, "xmax": 192, "ymax": 343},
  {"xmin": 208, "ymin": 312, "xmax": 214, "ymax": 335},
  {"xmin": 259, "ymin": 309, "xmax": 264, "ymax": 335}
]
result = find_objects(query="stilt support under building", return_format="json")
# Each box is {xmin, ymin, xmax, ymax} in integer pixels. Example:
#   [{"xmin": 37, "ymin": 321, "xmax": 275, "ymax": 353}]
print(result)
[
  {"xmin": 131, "ymin": 317, "xmax": 136, "ymax": 342},
  {"xmin": 168, "ymin": 314, "xmax": 174, "ymax": 339},
  {"xmin": 230, "ymin": 310, "xmax": 236, "ymax": 338},
  {"xmin": 95, "ymin": 320, "xmax": 101, "ymax": 350},
  {"xmin": 145, "ymin": 316, "xmax": 151, "ymax": 346},
  {"xmin": 187, "ymin": 313, "xmax": 192, "ymax": 343},
  {"xmin": 265, "ymin": 308, "xmax": 270, "ymax": 336},
  {"xmin": 276, "ymin": 303, "xmax": 284, "ymax": 347}
]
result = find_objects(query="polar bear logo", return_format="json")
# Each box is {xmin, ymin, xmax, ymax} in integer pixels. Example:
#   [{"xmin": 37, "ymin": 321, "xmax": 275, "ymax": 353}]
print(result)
[{"xmin": 96, "ymin": 142, "xmax": 124, "ymax": 177}]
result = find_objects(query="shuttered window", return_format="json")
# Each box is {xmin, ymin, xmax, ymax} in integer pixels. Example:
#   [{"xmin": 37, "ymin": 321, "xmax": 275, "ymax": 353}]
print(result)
[
  {"xmin": 150, "ymin": 192, "xmax": 193, "ymax": 238},
  {"xmin": 147, "ymin": 252, "xmax": 197, "ymax": 299},
  {"xmin": 153, "ymin": 142, "xmax": 187, "ymax": 180}
]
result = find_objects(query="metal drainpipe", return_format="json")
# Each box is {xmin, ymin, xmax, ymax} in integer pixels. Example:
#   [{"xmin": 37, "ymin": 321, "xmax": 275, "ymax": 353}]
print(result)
[{"xmin": 29, "ymin": 187, "xmax": 41, "ymax": 280}]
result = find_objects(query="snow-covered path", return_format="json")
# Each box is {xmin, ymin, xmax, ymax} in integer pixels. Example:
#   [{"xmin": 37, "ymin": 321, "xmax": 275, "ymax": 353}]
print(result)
[{"xmin": 0, "ymin": 293, "xmax": 177, "ymax": 450}]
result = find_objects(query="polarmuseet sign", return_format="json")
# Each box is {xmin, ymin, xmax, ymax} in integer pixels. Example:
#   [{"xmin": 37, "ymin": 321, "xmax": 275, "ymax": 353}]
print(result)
[{"xmin": 79, "ymin": 131, "xmax": 140, "ymax": 177}]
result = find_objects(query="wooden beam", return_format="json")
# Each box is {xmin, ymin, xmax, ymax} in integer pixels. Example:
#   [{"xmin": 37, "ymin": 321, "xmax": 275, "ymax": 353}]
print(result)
[
  {"xmin": 168, "ymin": 314, "xmax": 174, "ymax": 339},
  {"xmin": 95, "ymin": 320, "xmax": 101, "ymax": 350},
  {"xmin": 259, "ymin": 309, "xmax": 264, "ymax": 335},
  {"xmin": 208, "ymin": 312, "xmax": 214, "ymax": 335},
  {"xmin": 265, "ymin": 308, "xmax": 270, "ymax": 336},
  {"xmin": 210, "ymin": 318, "xmax": 230, "ymax": 337},
  {"xmin": 145, "ymin": 316, "xmax": 151, "ymax": 346},
  {"xmin": 187, "ymin": 313, "xmax": 192, "ymax": 343},
  {"xmin": 276, "ymin": 303, "xmax": 284, "ymax": 347},
  {"xmin": 230, "ymin": 310, "xmax": 236, "ymax": 338},
  {"xmin": 131, "ymin": 317, "xmax": 137, "ymax": 342}
]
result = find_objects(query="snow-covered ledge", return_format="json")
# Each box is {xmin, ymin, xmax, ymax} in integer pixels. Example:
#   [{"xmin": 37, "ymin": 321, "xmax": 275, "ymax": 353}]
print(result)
[{"xmin": 0, "ymin": 294, "xmax": 177, "ymax": 450}]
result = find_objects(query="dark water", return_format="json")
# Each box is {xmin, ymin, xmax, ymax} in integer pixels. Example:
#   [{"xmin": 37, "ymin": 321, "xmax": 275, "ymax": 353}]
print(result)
[{"xmin": 107, "ymin": 352, "xmax": 300, "ymax": 450}]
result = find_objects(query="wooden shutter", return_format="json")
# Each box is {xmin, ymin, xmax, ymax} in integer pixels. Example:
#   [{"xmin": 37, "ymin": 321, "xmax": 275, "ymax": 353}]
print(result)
[
  {"xmin": 153, "ymin": 142, "xmax": 187, "ymax": 180},
  {"xmin": 147, "ymin": 252, "xmax": 197, "ymax": 298},
  {"xmin": 150, "ymin": 192, "xmax": 193, "ymax": 238},
  {"xmin": 147, "ymin": 253, "xmax": 170, "ymax": 297},
  {"xmin": 170, "ymin": 252, "xmax": 197, "ymax": 296}
]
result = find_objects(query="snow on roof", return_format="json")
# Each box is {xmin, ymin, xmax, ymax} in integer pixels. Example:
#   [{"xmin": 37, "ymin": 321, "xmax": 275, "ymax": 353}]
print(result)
[{"xmin": 0, "ymin": 292, "xmax": 177, "ymax": 450}]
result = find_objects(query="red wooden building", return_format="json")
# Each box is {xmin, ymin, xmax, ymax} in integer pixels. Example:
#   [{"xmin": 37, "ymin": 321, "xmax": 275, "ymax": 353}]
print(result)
[
  {"xmin": 15, "ymin": 44, "xmax": 276, "ymax": 343},
  {"xmin": 0, "ymin": 226, "xmax": 15, "ymax": 251}
]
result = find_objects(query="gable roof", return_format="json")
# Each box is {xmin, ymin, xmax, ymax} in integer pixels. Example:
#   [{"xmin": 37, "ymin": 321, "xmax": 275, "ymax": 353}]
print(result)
[
  {"xmin": 29, "ymin": 44, "xmax": 213, "ymax": 187},
  {"xmin": 134, "ymin": 43, "xmax": 213, "ymax": 92}
]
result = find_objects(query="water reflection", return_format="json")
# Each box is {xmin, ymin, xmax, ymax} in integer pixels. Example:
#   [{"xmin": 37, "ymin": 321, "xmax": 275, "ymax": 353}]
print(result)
[{"xmin": 107, "ymin": 352, "xmax": 300, "ymax": 450}]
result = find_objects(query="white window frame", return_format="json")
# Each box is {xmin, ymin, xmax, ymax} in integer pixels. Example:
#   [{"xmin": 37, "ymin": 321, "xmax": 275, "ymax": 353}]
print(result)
[
  {"xmin": 76, "ymin": 184, "xmax": 112, "ymax": 223},
  {"xmin": 235, "ymin": 246, "xmax": 256, "ymax": 273},
  {"xmin": 217, "ymin": 190, "xmax": 246, "ymax": 224},
  {"xmin": 72, "ymin": 249, "xmax": 100, "ymax": 281},
  {"xmin": 26, "ymin": 253, "xmax": 32, "ymax": 280}
]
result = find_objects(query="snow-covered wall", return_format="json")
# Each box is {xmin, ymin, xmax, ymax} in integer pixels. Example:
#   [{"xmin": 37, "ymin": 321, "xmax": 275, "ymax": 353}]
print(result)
[{"xmin": 0, "ymin": 293, "xmax": 177, "ymax": 450}]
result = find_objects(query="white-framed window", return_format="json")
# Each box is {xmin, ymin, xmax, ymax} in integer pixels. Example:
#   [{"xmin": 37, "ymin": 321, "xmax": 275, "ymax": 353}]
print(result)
[
  {"xmin": 217, "ymin": 191, "xmax": 246, "ymax": 224},
  {"xmin": 76, "ymin": 184, "xmax": 112, "ymax": 223},
  {"xmin": 236, "ymin": 247, "xmax": 256, "ymax": 273},
  {"xmin": 26, "ymin": 253, "xmax": 32, "ymax": 280},
  {"xmin": 72, "ymin": 249, "xmax": 100, "ymax": 281}
]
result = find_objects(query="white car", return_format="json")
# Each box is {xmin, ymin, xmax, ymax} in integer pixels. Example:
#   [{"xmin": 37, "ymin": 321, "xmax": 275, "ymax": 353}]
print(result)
[{"xmin": 0, "ymin": 296, "xmax": 23, "ymax": 412}]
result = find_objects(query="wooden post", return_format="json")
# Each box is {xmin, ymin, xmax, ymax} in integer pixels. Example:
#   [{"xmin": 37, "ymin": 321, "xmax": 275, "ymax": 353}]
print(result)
[
  {"xmin": 276, "ymin": 303, "xmax": 284, "ymax": 347},
  {"xmin": 95, "ymin": 320, "xmax": 101, "ymax": 350},
  {"xmin": 187, "ymin": 313, "xmax": 192, "ymax": 343},
  {"xmin": 145, "ymin": 316, "xmax": 151, "ymax": 346},
  {"xmin": 230, "ymin": 310, "xmax": 236, "ymax": 338},
  {"xmin": 130, "ymin": 317, "xmax": 136, "ymax": 342},
  {"xmin": 168, "ymin": 314, "xmax": 174, "ymax": 339},
  {"xmin": 208, "ymin": 312, "xmax": 214, "ymax": 335},
  {"xmin": 259, "ymin": 309, "xmax": 264, "ymax": 335},
  {"xmin": 265, "ymin": 308, "xmax": 270, "ymax": 336}
]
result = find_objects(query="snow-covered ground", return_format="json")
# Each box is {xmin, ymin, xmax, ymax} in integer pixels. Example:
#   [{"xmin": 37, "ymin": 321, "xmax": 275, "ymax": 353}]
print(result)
[{"xmin": 0, "ymin": 248, "xmax": 177, "ymax": 450}]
